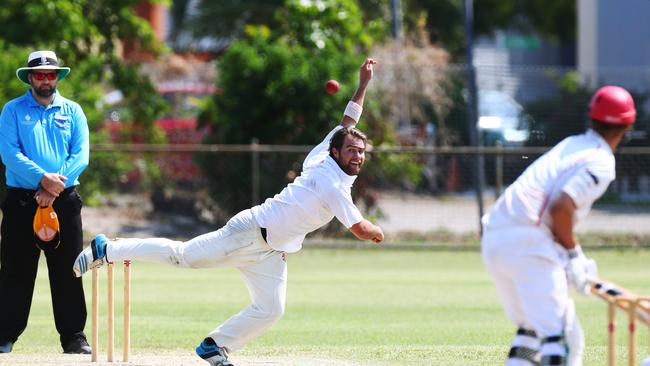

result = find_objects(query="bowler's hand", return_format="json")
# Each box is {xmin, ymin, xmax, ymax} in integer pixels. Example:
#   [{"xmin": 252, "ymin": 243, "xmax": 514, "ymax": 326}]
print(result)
[
  {"xmin": 40, "ymin": 173, "xmax": 67, "ymax": 196},
  {"xmin": 371, "ymin": 228, "xmax": 384, "ymax": 244},
  {"xmin": 359, "ymin": 58, "xmax": 377, "ymax": 87},
  {"xmin": 34, "ymin": 188, "xmax": 56, "ymax": 207},
  {"xmin": 350, "ymin": 219, "xmax": 384, "ymax": 244}
]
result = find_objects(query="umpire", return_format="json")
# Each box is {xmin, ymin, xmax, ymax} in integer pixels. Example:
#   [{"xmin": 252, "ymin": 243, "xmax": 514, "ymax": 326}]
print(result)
[{"xmin": 0, "ymin": 50, "xmax": 90, "ymax": 354}]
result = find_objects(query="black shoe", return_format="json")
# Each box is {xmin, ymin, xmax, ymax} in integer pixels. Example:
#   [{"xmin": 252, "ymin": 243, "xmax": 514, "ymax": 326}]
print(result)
[
  {"xmin": 62, "ymin": 336, "xmax": 91, "ymax": 354},
  {"xmin": 0, "ymin": 340, "xmax": 13, "ymax": 353}
]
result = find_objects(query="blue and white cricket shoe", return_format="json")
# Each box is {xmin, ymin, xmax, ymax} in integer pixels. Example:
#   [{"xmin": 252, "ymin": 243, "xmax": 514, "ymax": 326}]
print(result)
[
  {"xmin": 73, "ymin": 234, "xmax": 109, "ymax": 277},
  {"xmin": 196, "ymin": 337, "xmax": 233, "ymax": 366}
]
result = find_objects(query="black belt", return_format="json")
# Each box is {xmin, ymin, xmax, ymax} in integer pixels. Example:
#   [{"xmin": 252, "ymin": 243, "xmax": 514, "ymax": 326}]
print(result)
[
  {"xmin": 7, "ymin": 186, "xmax": 76, "ymax": 197},
  {"xmin": 260, "ymin": 227, "xmax": 268, "ymax": 243}
]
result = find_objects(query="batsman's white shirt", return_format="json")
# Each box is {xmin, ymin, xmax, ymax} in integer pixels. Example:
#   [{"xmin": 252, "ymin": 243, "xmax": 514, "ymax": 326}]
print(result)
[
  {"xmin": 481, "ymin": 129, "xmax": 615, "ymax": 357},
  {"xmin": 251, "ymin": 125, "xmax": 364, "ymax": 253},
  {"xmin": 484, "ymin": 128, "xmax": 614, "ymax": 244}
]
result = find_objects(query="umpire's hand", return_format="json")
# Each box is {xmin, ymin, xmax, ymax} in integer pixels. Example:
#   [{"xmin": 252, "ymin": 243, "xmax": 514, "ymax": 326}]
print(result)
[
  {"xmin": 34, "ymin": 188, "xmax": 56, "ymax": 207},
  {"xmin": 40, "ymin": 172, "xmax": 68, "ymax": 196}
]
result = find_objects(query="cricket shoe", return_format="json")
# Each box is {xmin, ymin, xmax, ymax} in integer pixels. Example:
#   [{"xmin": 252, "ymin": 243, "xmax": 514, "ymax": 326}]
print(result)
[
  {"xmin": 73, "ymin": 234, "xmax": 109, "ymax": 277},
  {"xmin": 196, "ymin": 337, "xmax": 234, "ymax": 366}
]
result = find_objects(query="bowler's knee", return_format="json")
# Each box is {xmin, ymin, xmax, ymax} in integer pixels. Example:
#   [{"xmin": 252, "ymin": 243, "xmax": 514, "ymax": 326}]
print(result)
[
  {"xmin": 255, "ymin": 302, "xmax": 285, "ymax": 324},
  {"xmin": 266, "ymin": 302, "xmax": 285, "ymax": 323}
]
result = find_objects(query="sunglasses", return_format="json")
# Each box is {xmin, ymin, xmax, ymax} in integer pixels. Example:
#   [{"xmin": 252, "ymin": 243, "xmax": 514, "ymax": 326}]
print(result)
[{"xmin": 31, "ymin": 72, "xmax": 58, "ymax": 81}]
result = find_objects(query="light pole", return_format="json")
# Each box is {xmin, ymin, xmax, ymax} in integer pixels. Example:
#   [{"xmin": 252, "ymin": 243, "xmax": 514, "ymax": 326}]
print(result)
[
  {"xmin": 463, "ymin": 0, "xmax": 486, "ymax": 234},
  {"xmin": 391, "ymin": 0, "xmax": 402, "ymax": 39}
]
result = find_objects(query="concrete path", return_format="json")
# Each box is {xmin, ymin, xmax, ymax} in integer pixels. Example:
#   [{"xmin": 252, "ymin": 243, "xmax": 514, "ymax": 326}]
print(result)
[
  {"xmin": 80, "ymin": 191, "xmax": 650, "ymax": 240},
  {"xmin": 375, "ymin": 191, "xmax": 650, "ymax": 235}
]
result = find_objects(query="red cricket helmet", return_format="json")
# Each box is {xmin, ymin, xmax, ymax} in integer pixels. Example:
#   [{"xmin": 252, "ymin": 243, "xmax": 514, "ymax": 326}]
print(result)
[{"xmin": 589, "ymin": 85, "xmax": 636, "ymax": 125}]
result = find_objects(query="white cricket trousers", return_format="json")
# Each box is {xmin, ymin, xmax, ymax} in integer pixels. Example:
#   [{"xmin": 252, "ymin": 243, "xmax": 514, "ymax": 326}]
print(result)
[
  {"xmin": 105, "ymin": 209, "xmax": 287, "ymax": 352},
  {"xmin": 481, "ymin": 225, "xmax": 584, "ymax": 366}
]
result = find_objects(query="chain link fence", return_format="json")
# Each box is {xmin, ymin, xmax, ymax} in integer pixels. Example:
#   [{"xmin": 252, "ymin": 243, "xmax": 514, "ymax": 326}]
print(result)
[
  {"xmin": 83, "ymin": 63, "xmax": 650, "ymax": 246},
  {"xmin": 88, "ymin": 144, "xmax": 650, "ymax": 244}
]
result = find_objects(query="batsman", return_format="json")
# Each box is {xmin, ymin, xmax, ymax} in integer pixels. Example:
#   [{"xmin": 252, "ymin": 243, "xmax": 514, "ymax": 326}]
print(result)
[
  {"xmin": 481, "ymin": 86, "xmax": 636, "ymax": 366},
  {"xmin": 72, "ymin": 58, "xmax": 383, "ymax": 366}
]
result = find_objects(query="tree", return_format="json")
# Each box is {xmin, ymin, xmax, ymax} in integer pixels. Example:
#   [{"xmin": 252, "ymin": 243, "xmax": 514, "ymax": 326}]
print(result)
[
  {"xmin": 197, "ymin": 0, "xmax": 421, "ymax": 217},
  {"xmin": 171, "ymin": 0, "xmax": 575, "ymax": 61},
  {"xmin": 520, "ymin": 1, "xmax": 576, "ymax": 44},
  {"xmin": 171, "ymin": 0, "xmax": 389, "ymax": 52},
  {"xmin": 187, "ymin": 0, "xmax": 284, "ymax": 45},
  {"xmin": 197, "ymin": 0, "xmax": 366, "ymax": 214}
]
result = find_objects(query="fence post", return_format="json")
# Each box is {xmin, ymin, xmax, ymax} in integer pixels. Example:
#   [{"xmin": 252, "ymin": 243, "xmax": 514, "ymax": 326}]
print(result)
[
  {"xmin": 251, "ymin": 138, "xmax": 260, "ymax": 206},
  {"xmin": 495, "ymin": 140, "xmax": 503, "ymax": 198}
]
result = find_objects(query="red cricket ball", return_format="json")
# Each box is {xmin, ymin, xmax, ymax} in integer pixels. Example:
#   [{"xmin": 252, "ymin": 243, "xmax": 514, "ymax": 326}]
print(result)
[{"xmin": 326, "ymin": 79, "xmax": 340, "ymax": 94}]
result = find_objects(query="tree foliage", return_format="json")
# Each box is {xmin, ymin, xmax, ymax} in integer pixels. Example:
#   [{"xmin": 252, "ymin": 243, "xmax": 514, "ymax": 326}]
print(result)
[
  {"xmin": 520, "ymin": 1, "xmax": 576, "ymax": 43},
  {"xmin": 186, "ymin": 0, "xmax": 284, "ymax": 44},
  {"xmin": 401, "ymin": 0, "xmax": 515, "ymax": 58},
  {"xmin": 172, "ymin": 0, "xmax": 575, "ymax": 60},
  {"xmin": 205, "ymin": 0, "xmax": 373, "ymax": 148},
  {"xmin": 198, "ymin": 0, "xmax": 421, "ymax": 216},
  {"xmin": 174, "ymin": 0, "xmax": 388, "ymax": 48}
]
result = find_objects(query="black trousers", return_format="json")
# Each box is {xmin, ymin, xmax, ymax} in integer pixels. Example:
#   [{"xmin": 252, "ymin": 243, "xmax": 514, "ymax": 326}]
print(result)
[{"xmin": 0, "ymin": 187, "xmax": 86, "ymax": 346}]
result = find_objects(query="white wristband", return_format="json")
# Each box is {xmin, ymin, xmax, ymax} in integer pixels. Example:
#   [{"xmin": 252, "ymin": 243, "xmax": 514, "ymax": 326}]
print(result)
[{"xmin": 344, "ymin": 101, "xmax": 363, "ymax": 122}]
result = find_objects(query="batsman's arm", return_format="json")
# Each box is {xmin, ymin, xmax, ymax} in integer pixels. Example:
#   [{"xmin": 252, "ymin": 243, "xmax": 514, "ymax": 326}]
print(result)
[
  {"xmin": 350, "ymin": 219, "xmax": 384, "ymax": 244},
  {"xmin": 549, "ymin": 192, "xmax": 578, "ymax": 250},
  {"xmin": 341, "ymin": 58, "xmax": 377, "ymax": 129}
]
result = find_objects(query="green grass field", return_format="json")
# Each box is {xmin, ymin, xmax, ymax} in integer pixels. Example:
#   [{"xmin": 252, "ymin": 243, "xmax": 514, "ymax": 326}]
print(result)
[{"xmin": 7, "ymin": 247, "xmax": 650, "ymax": 365}]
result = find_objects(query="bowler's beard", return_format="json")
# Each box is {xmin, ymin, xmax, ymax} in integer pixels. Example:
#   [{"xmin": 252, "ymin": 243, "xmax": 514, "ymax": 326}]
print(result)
[
  {"xmin": 34, "ymin": 85, "xmax": 55, "ymax": 98},
  {"xmin": 334, "ymin": 156, "xmax": 362, "ymax": 176}
]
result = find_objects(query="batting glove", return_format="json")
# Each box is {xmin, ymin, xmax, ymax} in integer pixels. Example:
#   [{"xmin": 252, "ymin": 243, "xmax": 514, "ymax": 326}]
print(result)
[{"xmin": 566, "ymin": 246, "xmax": 596, "ymax": 296}]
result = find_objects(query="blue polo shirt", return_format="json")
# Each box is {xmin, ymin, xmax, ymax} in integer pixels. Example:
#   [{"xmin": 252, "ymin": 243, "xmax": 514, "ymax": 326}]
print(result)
[{"xmin": 0, "ymin": 89, "xmax": 89, "ymax": 189}]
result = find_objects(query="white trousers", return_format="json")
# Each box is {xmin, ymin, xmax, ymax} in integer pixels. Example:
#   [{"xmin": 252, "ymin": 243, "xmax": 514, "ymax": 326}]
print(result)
[
  {"xmin": 482, "ymin": 225, "xmax": 584, "ymax": 365},
  {"xmin": 105, "ymin": 209, "xmax": 287, "ymax": 352}
]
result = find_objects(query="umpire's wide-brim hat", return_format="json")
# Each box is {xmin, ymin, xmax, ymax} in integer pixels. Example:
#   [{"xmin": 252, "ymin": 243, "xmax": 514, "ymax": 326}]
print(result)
[{"xmin": 16, "ymin": 50, "xmax": 70, "ymax": 85}]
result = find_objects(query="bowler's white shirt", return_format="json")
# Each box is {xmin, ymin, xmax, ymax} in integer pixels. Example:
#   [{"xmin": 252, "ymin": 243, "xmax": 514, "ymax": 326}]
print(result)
[
  {"xmin": 252, "ymin": 126, "xmax": 363, "ymax": 253},
  {"xmin": 483, "ymin": 129, "xmax": 615, "ymax": 235}
]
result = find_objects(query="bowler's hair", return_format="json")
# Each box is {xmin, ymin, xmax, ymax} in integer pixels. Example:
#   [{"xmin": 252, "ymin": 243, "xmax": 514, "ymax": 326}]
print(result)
[{"xmin": 329, "ymin": 127, "xmax": 368, "ymax": 157}]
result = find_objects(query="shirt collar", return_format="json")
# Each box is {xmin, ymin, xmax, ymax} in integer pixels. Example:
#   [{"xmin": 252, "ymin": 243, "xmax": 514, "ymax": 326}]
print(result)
[
  {"xmin": 586, "ymin": 128, "xmax": 613, "ymax": 154},
  {"xmin": 24, "ymin": 89, "xmax": 62, "ymax": 108},
  {"xmin": 325, "ymin": 156, "xmax": 358, "ymax": 185}
]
